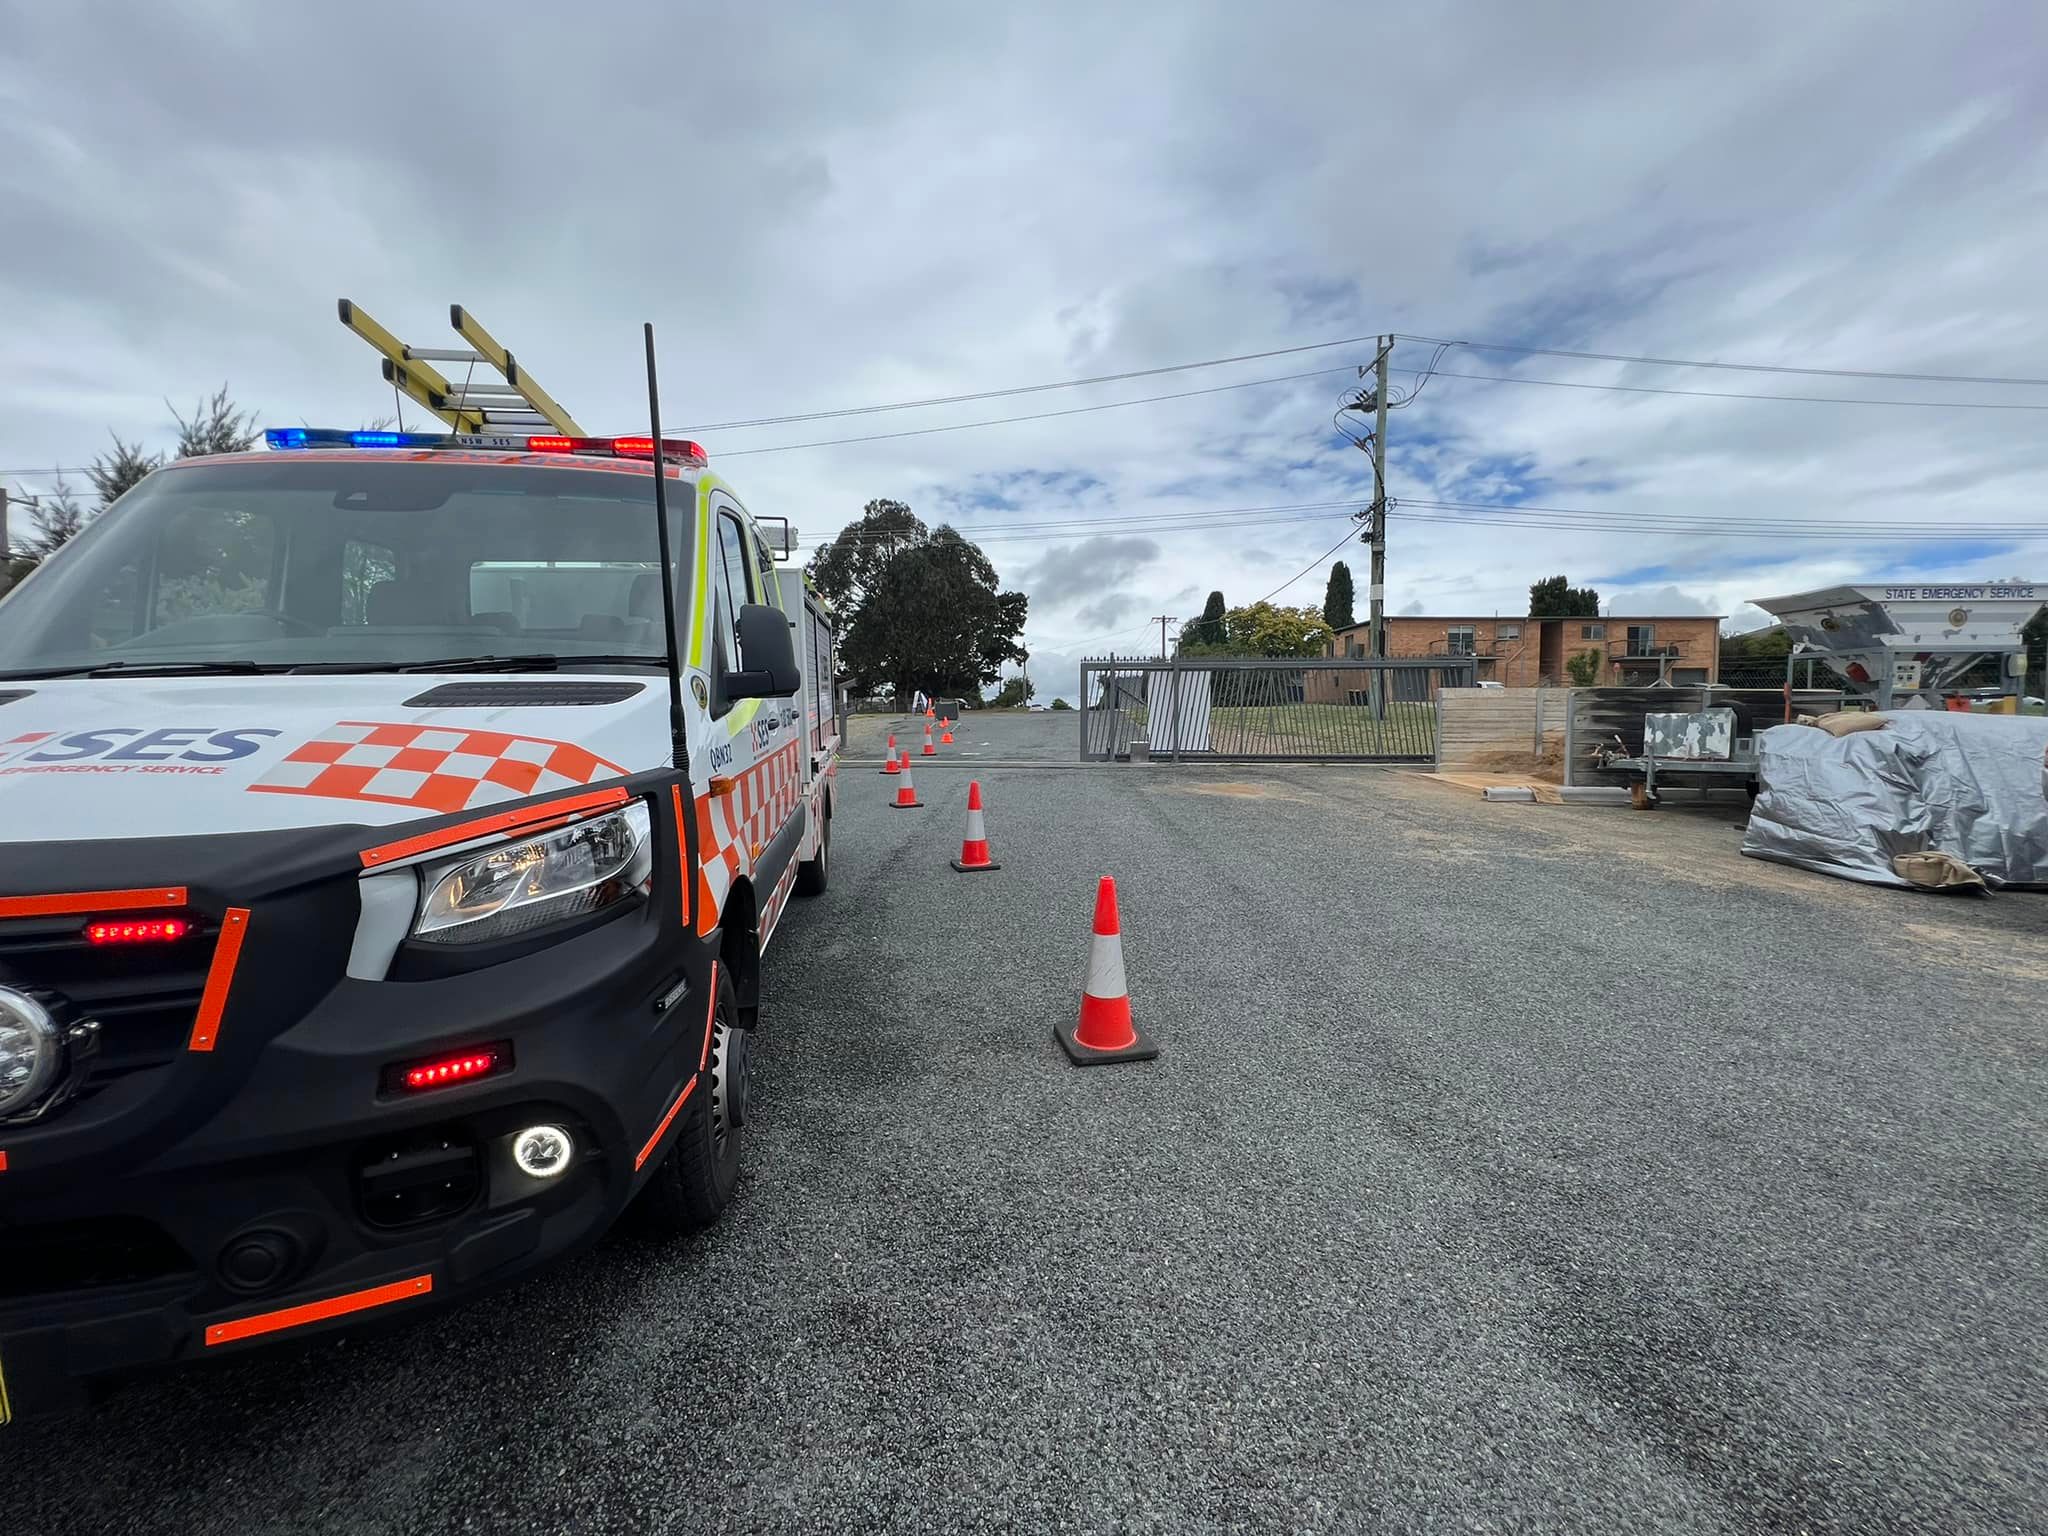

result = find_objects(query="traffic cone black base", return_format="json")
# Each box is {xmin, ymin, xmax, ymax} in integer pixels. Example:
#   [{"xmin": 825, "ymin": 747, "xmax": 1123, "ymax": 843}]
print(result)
[
  {"xmin": 951, "ymin": 856, "xmax": 1001, "ymax": 872},
  {"xmin": 1054, "ymin": 1021, "xmax": 1158, "ymax": 1065}
]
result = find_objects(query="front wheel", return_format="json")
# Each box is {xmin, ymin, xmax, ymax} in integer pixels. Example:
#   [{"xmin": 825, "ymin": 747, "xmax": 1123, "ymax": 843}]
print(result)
[{"xmin": 631, "ymin": 967, "xmax": 746, "ymax": 1234}]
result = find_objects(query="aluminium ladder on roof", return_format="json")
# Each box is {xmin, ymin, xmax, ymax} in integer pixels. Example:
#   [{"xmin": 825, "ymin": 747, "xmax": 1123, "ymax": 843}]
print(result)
[{"xmin": 336, "ymin": 300, "xmax": 585, "ymax": 436}]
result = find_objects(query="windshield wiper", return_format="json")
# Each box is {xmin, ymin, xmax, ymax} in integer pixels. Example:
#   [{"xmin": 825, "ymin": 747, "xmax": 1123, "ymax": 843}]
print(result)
[
  {"xmin": 0, "ymin": 659, "xmax": 275, "ymax": 680},
  {"xmin": 291, "ymin": 654, "xmax": 672, "ymax": 675}
]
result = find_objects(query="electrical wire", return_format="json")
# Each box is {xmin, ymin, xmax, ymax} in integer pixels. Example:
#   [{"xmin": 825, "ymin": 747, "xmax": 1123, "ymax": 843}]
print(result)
[
  {"xmin": 1394, "ymin": 499, "xmax": 2048, "ymax": 540},
  {"xmin": 676, "ymin": 333, "xmax": 1387, "ymax": 432},
  {"xmin": 715, "ymin": 363, "xmax": 1367, "ymax": 457},
  {"xmin": 795, "ymin": 497, "xmax": 1366, "ymax": 544},
  {"xmin": 1402, "ymin": 495, "xmax": 2048, "ymax": 531},
  {"xmin": 1393, "ymin": 334, "xmax": 2048, "ymax": 389},
  {"xmin": 1249, "ymin": 525, "xmax": 1367, "ymax": 606},
  {"xmin": 1412, "ymin": 366, "xmax": 2048, "ymax": 412}
]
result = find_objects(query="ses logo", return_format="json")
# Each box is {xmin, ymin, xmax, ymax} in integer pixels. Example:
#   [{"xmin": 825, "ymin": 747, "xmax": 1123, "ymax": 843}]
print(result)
[{"xmin": 0, "ymin": 727, "xmax": 283, "ymax": 775}]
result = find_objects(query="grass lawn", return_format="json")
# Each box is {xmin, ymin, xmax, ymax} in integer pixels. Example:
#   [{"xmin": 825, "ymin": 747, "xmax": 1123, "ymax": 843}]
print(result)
[{"xmin": 1117, "ymin": 699, "xmax": 1439, "ymax": 756}]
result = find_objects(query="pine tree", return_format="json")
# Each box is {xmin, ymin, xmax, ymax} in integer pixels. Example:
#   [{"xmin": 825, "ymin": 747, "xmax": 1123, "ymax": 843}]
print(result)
[
  {"xmin": 87, "ymin": 434, "xmax": 162, "ymax": 510},
  {"xmin": 1323, "ymin": 560, "xmax": 1356, "ymax": 630},
  {"xmin": 171, "ymin": 385, "xmax": 260, "ymax": 459}
]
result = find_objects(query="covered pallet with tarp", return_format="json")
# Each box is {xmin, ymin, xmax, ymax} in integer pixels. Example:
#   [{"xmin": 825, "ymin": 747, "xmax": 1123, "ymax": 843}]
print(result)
[{"xmin": 1741, "ymin": 712, "xmax": 2048, "ymax": 889}]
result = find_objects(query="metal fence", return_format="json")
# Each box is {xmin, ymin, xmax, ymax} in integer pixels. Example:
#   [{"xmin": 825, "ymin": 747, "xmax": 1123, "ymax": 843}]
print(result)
[{"xmin": 1078, "ymin": 656, "xmax": 1475, "ymax": 762}]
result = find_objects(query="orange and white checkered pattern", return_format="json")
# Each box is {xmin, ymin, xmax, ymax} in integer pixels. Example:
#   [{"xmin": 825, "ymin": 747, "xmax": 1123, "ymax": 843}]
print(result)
[
  {"xmin": 250, "ymin": 721, "xmax": 628, "ymax": 815},
  {"xmin": 696, "ymin": 738, "xmax": 803, "ymax": 935}
]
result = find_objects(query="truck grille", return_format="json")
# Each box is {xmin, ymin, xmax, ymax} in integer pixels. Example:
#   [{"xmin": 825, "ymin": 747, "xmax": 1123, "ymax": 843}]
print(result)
[{"xmin": 0, "ymin": 913, "xmax": 211, "ymax": 1085}]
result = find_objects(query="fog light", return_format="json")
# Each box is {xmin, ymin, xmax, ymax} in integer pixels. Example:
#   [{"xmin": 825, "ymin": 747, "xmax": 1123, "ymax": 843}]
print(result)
[
  {"xmin": 512, "ymin": 1124, "xmax": 573, "ymax": 1178},
  {"xmin": 0, "ymin": 987, "xmax": 61, "ymax": 1120}
]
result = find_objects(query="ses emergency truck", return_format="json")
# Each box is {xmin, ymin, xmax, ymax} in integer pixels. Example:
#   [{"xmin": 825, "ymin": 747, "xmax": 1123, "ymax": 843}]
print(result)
[{"xmin": 0, "ymin": 308, "xmax": 841, "ymax": 1419}]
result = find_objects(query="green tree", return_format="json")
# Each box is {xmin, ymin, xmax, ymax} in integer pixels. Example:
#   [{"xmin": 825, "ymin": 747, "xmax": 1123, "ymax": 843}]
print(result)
[
  {"xmin": 21, "ymin": 477, "xmax": 89, "ymax": 559},
  {"xmin": 87, "ymin": 434, "xmax": 162, "ymax": 512},
  {"xmin": 1224, "ymin": 601, "xmax": 1332, "ymax": 658},
  {"xmin": 1187, "ymin": 589, "xmax": 1227, "ymax": 647},
  {"xmin": 1720, "ymin": 625, "xmax": 1791, "ymax": 665},
  {"xmin": 808, "ymin": 499, "xmax": 927, "ymax": 611},
  {"xmin": 171, "ymin": 385, "xmax": 260, "ymax": 459},
  {"xmin": 1049, "ymin": 697, "xmax": 1073, "ymax": 711},
  {"xmin": 828, "ymin": 514, "xmax": 1027, "ymax": 704},
  {"xmin": 1565, "ymin": 649, "xmax": 1604, "ymax": 687},
  {"xmin": 1323, "ymin": 560, "xmax": 1356, "ymax": 630},
  {"xmin": 1529, "ymin": 575, "xmax": 1601, "ymax": 617},
  {"xmin": 989, "ymin": 676, "xmax": 1035, "ymax": 708}
]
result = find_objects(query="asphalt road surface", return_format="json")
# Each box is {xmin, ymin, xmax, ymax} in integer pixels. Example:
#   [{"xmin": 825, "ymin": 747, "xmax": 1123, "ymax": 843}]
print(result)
[{"xmin": 8, "ymin": 713, "xmax": 2043, "ymax": 1534}]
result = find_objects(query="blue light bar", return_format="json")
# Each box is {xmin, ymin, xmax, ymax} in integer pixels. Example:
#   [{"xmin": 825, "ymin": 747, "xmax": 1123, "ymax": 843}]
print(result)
[
  {"xmin": 264, "ymin": 427, "xmax": 449, "ymax": 451},
  {"xmin": 258, "ymin": 427, "xmax": 708, "ymax": 466}
]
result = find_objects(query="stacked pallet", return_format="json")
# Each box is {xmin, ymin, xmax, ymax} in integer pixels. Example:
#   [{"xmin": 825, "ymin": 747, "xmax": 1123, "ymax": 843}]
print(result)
[{"xmin": 1436, "ymin": 688, "xmax": 1568, "ymax": 772}]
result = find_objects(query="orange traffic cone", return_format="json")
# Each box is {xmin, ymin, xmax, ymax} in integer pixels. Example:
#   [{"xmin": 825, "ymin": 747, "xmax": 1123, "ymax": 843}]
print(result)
[
  {"xmin": 1057, "ymin": 877, "xmax": 1158, "ymax": 1065},
  {"xmin": 890, "ymin": 757, "xmax": 923, "ymax": 809},
  {"xmin": 926, "ymin": 704, "xmax": 936, "ymax": 720},
  {"xmin": 881, "ymin": 734, "xmax": 901, "ymax": 775},
  {"xmin": 940, "ymin": 720, "xmax": 955, "ymax": 745},
  {"xmin": 951, "ymin": 781, "xmax": 1000, "ymax": 872},
  {"xmin": 920, "ymin": 721, "xmax": 938, "ymax": 756}
]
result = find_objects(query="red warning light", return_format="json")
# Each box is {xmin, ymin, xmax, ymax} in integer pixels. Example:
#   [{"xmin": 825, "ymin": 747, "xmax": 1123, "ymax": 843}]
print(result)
[
  {"xmin": 394, "ymin": 1044, "xmax": 509, "ymax": 1092},
  {"xmin": 86, "ymin": 918, "xmax": 191, "ymax": 946}
]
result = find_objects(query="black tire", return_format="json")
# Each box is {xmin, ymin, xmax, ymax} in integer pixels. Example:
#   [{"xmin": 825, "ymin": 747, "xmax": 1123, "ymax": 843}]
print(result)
[
  {"xmin": 630, "ymin": 967, "xmax": 746, "ymax": 1235},
  {"xmin": 794, "ymin": 806, "xmax": 830, "ymax": 897}
]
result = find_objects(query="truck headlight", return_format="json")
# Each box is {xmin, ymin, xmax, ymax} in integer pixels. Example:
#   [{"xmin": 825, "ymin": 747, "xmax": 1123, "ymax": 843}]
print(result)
[
  {"xmin": 0, "ymin": 987, "xmax": 62, "ymax": 1119},
  {"xmin": 413, "ymin": 801, "xmax": 654, "ymax": 945}
]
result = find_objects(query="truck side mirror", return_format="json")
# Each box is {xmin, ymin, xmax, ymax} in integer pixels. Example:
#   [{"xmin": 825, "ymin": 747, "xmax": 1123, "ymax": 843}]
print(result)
[{"xmin": 724, "ymin": 603, "xmax": 801, "ymax": 700}]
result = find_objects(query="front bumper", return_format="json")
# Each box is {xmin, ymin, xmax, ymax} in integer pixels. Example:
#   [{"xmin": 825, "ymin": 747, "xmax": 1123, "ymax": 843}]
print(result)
[{"xmin": 0, "ymin": 792, "xmax": 715, "ymax": 1421}]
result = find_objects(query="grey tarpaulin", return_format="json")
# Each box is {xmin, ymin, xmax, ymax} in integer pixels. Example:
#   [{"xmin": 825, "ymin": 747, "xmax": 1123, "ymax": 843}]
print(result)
[{"xmin": 1742, "ymin": 712, "xmax": 2048, "ymax": 888}]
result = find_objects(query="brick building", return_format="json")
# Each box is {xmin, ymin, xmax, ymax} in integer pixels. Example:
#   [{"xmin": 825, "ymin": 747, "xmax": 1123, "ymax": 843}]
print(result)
[{"xmin": 1326, "ymin": 613, "xmax": 1722, "ymax": 687}]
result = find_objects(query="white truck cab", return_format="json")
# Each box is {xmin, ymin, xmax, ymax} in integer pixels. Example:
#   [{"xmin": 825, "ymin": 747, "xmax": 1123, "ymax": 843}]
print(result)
[{"xmin": 0, "ymin": 425, "xmax": 836, "ymax": 1418}]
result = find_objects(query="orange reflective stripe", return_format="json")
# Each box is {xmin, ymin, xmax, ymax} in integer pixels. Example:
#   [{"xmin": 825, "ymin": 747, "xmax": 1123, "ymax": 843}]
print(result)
[
  {"xmin": 204, "ymin": 1273, "xmax": 433, "ymax": 1347},
  {"xmin": 358, "ymin": 786, "xmax": 630, "ymax": 868},
  {"xmin": 698, "ymin": 960, "xmax": 721, "ymax": 1071},
  {"xmin": 634, "ymin": 1076, "xmax": 697, "ymax": 1171},
  {"xmin": 187, "ymin": 908, "xmax": 250, "ymax": 1052},
  {"xmin": 670, "ymin": 784, "xmax": 692, "ymax": 928},
  {"xmin": 0, "ymin": 887, "xmax": 186, "ymax": 920}
]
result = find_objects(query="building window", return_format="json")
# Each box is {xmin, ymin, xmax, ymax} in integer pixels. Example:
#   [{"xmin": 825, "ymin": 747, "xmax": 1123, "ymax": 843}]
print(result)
[
  {"xmin": 1581, "ymin": 623, "xmax": 1605, "ymax": 640},
  {"xmin": 1446, "ymin": 626, "xmax": 1476, "ymax": 656},
  {"xmin": 1626, "ymin": 623, "xmax": 1657, "ymax": 655},
  {"xmin": 1497, "ymin": 624, "xmax": 1520, "ymax": 641}
]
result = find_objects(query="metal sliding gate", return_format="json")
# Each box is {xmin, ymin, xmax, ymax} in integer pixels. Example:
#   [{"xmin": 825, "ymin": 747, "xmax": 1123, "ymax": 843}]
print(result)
[{"xmin": 1078, "ymin": 656, "xmax": 1476, "ymax": 763}]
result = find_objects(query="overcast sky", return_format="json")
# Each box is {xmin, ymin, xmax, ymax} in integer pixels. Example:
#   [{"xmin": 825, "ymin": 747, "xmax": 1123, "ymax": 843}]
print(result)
[{"xmin": 4, "ymin": 1, "xmax": 2044, "ymax": 694}]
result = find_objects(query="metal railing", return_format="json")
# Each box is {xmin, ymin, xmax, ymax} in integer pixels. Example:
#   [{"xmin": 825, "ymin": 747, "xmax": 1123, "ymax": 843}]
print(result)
[{"xmin": 1078, "ymin": 656, "xmax": 1475, "ymax": 762}]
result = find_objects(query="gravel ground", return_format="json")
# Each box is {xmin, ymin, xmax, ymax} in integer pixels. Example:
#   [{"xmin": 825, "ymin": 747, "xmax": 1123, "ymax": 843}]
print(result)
[{"xmin": 7, "ymin": 714, "xmax": 2044, "ymax": 1534}]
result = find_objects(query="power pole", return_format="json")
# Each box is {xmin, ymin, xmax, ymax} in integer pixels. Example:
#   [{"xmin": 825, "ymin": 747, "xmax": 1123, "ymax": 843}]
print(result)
[
  {"xmin": 1369, "ymin": 335, "xmax": 1390, "ymax": 666},
  {"xmin": 0, "ymin": 487, "xmax": 11, "ymax": 563},
  {"xmin": 1149, "ymin": 615, "xmax": 1177, "ymax": 659},
  {"xmin": 1020, "ymin": 650, "xmax": 1029, "ymax": 705}
]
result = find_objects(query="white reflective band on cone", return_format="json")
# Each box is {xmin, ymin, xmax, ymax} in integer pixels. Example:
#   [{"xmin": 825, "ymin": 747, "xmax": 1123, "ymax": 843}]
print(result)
[
  {"xmin": 964, "ymin": 807, "xmax": 986, "ymax": 840},
  {"xmin": 1083, "ymin": 932, "xmax": 1127, "ymax": 999}
]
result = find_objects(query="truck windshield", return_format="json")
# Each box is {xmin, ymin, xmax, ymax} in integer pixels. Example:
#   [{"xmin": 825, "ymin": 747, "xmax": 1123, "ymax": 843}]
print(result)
[{"xmin": 0, "ymin": 458, "xmax": 688, "ymax": 676}]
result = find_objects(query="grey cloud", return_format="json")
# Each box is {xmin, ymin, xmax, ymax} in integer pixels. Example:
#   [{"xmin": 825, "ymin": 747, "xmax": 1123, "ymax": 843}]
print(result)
[
  {"xmin": 1072, "ymin": 592, "xmax": 1142, "ymax": 631},
  {"xmin": 1024, "ymin": 536, "xmax": 1160, "ymax": 607},
  {"xmin": 4, "ymin": 1, "xmax": 2042, "ymax": 622}
]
